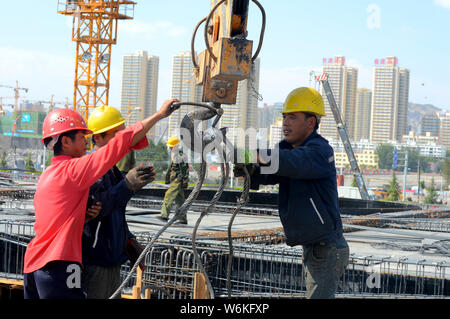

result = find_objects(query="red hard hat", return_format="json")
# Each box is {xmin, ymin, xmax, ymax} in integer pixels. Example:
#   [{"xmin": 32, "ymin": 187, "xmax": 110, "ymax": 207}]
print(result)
[{"xmin": 41, "ymin": 108, "xmax": 93, "ymax": 143}]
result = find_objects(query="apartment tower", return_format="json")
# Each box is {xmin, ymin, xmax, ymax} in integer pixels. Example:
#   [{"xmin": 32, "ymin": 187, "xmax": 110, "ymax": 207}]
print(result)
[
  {"xmin": 218, "ymin": 58, "xmax": 261, "ymax": 148},
  {"xmin": 370, "ymin": 56, "xmax": 410, "ymax": 143},
  {"xmin": 354, "ymin": 88, "xmax": 372, "ymax": 141},
  {"xmin": 319, "ymin": 56, "xmax": 358, "ymax": 140},
  {"xmin": 168, "ymin": 51, "xmax": 203, "ymax": 139},
  {"xmin": 120, "ymin": 50, "xmax": 159, "ymax": 138}
]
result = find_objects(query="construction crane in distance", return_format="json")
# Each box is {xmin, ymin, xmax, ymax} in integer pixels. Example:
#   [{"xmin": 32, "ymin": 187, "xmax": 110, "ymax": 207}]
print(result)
[
  {"xmin": 0, "ymin": 81, "xmax": 29, "ymax": 121},
  {"xmin": 57, "ymin": 0, "xmax": 136, "ymax": 122},
  {"xmin": 24, "ymin": 96, "xmax": 72, "ymax": 113},
  {"xmin": 0, "ymin": 97, "xmax": 15, "ymax": 116}
]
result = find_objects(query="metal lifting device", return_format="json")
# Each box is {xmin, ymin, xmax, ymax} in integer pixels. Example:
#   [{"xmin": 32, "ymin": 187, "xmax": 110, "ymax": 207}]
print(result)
[
  {"xmin": 315, "ymin": 74, "xmax": 371, "ymax": 200},
  {"xmin": 110, "ymin": 0, "xmax": 266, "ymax": 299}
]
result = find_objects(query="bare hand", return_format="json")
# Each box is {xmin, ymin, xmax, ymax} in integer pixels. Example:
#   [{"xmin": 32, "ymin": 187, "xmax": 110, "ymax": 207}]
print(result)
[
  {"xmin": 86, "ymin": 201, "xmax": 102, "ymax": 222},
  {"xmin": 157, "ymin": 98, "xmax": 180, "ymax": 119}
]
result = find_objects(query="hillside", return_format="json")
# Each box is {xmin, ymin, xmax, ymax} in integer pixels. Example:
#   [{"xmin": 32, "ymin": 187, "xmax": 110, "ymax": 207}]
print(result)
[{"xmin": 407, "ymin": 103, "xmax": 441, "ymax": 133}]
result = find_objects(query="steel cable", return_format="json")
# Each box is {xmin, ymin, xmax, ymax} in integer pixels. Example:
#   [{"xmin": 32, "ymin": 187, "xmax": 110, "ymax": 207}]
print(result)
[
  {"xmin": 109, "ymin": 158, "xmax": 208, "ymax": 299},
  {"xmin": 227, "ymin": 165, "xmax": 250, "ymax": 298}
]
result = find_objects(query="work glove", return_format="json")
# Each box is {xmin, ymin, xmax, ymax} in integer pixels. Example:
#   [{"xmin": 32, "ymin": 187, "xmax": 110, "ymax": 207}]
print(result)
[
  {"xmin": 233, "ymin": 163, "xmax": 257, "ymax": 178},
  {"xmin": 232, "ymin": 148, "xmax": 257, "ymax": 165},
  {"xmin": 125, "ymin": 164, "xmax": 155, "ymax": 193}
]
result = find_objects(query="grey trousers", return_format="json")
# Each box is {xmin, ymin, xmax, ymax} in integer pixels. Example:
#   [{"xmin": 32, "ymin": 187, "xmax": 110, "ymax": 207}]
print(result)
[
  {"xmin": 82, "ymin": 264, "xmax": 121, "ymax": 299},
  {"xmin": 302, "ymin": 237, "xmax": 349, "ymax": 299}
]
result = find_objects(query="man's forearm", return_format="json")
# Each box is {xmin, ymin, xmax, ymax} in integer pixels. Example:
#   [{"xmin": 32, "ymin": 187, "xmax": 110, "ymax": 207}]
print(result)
[{"xmin": 131, "ymin": 112, "xmax": 163, "ymax": 147}]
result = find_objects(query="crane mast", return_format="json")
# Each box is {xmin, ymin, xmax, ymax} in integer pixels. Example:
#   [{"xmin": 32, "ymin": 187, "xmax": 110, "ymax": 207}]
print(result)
[{"xmin": 57, "ymin": 0, "xmax": 135, "ymax": 121}]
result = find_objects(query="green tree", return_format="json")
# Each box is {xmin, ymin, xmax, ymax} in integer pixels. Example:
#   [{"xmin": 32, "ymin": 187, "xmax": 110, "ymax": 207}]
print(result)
[
  {"xmin": 387, "ymin": 171, "xmax": 400, "ymax": 201},
  {"xmin": 0, "ymin": 152, "xmax": 6, "ymax": 168},
  {"xmin": 135, "ymin": 140, "xmax": 169, "ymax": 180},
  {"xmin": 376, "ymin": 144, "xmax": 394, "ymax": 170},
  {"xmin": 443, "ymin": 158, "xmax": 450, "ymax": 187},
  {"xmin": 25, "ymin": 153, "xmax": 35, "ymax": 172},
  {"xmin": 351, "ymin": 176, "xmax": 358, "ymax": 187},
  {"xmin": 423, "ymin": 177, "xmax": 439, "ymax": 204}
]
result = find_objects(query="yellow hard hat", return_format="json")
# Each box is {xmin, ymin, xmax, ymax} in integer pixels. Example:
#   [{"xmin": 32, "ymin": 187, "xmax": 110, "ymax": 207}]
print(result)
[
  {"xmin": 88, "ymin": 105, "xmax": 125, "ymax": 135},
  {"xmin": 282, "ymin": 87, "xmax": 326, "ymax": 117},
  {"xmin": 167, "ymin": 136, "xmax": 180, "ymax": 148}
]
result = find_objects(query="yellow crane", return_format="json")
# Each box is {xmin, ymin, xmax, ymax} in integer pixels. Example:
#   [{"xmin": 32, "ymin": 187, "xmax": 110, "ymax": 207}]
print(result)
[
  {"xmin": 57, "ymin": 0, "xmax": 136, "ymax": 122},
  {"xmin": 0, "ymin": 81, "xmax": 29, "ymax": 120}
]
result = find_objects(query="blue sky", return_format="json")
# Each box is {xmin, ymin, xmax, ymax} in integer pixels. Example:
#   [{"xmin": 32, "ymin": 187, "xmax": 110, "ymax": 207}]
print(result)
[{"xmin": 0, "ymin": 0, "xmax": 449, "ymax": 111}]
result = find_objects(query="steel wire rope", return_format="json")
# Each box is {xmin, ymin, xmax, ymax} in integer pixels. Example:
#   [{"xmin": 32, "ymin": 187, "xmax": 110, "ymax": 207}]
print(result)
[
  {"xmin": 227, "ymin": 165, "xmax": 250, "ymax": 298},
  {"xmin": 109, "ymin": 122, "xmax": 209, "ymax": 300},
  {"xmin": 191, "ymin": 159, "xmax": 229, "ymax": 299}
]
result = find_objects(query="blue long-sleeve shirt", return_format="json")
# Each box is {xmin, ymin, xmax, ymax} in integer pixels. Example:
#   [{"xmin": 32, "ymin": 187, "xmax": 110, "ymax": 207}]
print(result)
[
  {"xmin": 251, "ymin": 131, "xmax": 343, "ymax": 246},
  {"xmin": 82, "ymin": 166, "xmax": 134, "ymax": 267}
]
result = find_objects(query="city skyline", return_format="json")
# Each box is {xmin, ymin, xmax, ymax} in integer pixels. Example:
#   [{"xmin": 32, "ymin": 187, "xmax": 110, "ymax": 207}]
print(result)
[{"xmin": 0, "ymin": 1, "xmax": 449, "ymax": 113}]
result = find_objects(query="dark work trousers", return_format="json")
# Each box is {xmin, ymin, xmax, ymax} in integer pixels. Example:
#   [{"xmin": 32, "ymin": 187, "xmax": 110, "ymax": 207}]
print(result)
[
  {"xmin": 24, "ymin": 261, "xmax": 85, "ymax": 299},
  {"xmin": 302, "ymin": 237, "xmax": 349, "ymax": 299},
  {"xmin": 82, "ymin": 264, "xmax": 121, "ymax": 299}
]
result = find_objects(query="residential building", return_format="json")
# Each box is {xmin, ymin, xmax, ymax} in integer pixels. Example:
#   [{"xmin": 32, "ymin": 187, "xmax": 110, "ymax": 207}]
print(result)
[
  {"xmin": 421, "ymin": 112, "xmax": 440, "ymax": 138},
  {"xmin": 319, "ymin": 56, "xmax": 358, "ymax": 140},
  {"xmin": 219, "ymin": 58, "xmax": 261, "ymax": 148},
  {"xmin": 439, "ymin": 112, "xmax": 450, "ymax": 149},
  {"xmin": 269, "ymin": 117, "xmax": 283, "ymax": 148},
  {"xmin": 370, "ymin": 56, "xmax": 410, "ymax": 143},
  {"xmin": 168, "ymin": 51, "xmax": 203, "ymax": 139},
  {"xmin": 354, "ymin": 89, "xmax": 372, "ymax": 141},
  {"xmin": 120, "ymin": 50, "xmax": 159, "ymax": 138}
]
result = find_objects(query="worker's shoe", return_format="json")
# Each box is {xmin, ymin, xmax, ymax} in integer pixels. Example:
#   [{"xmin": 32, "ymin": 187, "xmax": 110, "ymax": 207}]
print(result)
[
  {"xmin": 157, "ymin": 215, "xmax": 168, "ymax": 222},
  {"xmin": 175, "ymin": 215, "xmax": 187, "ymax": 225},
  {"xmin": 175, "ymin": 219, "xmax": 188, "ymax": 225}
]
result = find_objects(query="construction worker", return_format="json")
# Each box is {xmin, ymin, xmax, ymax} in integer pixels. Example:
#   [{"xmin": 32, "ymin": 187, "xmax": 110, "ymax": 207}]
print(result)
[
  {"xmin": 23, "ymin": 99, "xmax": 179, "ymax": 299},
  {"xmin": 116, "ymin": 150, "xmax": 136, "ymax": 175},
  {"xmin": 81, "ymin": 105, "xmax": 153, "ymax": 299},
  {"xmin": 234, "ymin": 87, "xmax": 349, "ymax": 299},
  {"xmin": 159, "ymin": 136, "xmax": 189, "ymax": 224}
]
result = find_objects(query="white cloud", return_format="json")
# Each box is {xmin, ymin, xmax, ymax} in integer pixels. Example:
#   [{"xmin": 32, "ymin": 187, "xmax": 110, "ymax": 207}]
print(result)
[
  {"xmin": 434, "ymin": 0, "xmax": 450, "ymax": 9},
  {"xmin": 120, "ymin": 20, "xmax": 187, "ymax": 39}
]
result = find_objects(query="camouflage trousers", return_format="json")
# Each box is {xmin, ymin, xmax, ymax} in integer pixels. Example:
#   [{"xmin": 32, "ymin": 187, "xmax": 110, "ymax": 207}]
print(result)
[{"xmin": 161, "ymin": 181, "xmax": 186, "ymax": 222}]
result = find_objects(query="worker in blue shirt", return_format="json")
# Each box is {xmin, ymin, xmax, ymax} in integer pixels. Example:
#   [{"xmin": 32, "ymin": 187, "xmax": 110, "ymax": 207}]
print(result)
[
  {"xmin": 234, "ymin": 87, "xmax": 349, "ymax": 299},
  {"xmin": 82, "ymin": 105, "xmax": 154, "ymax": 299}
]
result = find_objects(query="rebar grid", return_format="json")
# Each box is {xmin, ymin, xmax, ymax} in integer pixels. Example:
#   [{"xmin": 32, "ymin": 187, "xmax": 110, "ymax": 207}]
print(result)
[
  {"xmin": 1, "ymin": 220, "xmax": 449, "ymax": 298},
  {"xmin": 120, "ymin": 235, "xmax": 450, "ymax": 299}
]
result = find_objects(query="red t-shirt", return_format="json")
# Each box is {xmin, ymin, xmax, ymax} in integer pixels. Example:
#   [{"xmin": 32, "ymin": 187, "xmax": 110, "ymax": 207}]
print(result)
[{"xmin": 24, "ymin": 122, "xmax": 148, "ymax": 273}]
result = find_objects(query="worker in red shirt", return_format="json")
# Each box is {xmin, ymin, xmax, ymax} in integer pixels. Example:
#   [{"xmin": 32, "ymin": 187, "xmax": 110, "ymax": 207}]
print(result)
[{"xmin": 23, "ymin": 99, "xmax": 178, "ymax": 299}]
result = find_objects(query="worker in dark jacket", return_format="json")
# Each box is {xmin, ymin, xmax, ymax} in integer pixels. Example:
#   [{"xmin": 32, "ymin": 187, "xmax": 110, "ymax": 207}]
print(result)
[
  {"xmin": 159, "ymin": 136, "xmax": 189, "ymax": 224},
  {"xmin": 234, "ymin": 87, "xmax": 349, "ymax": 299},
  {"xmin": 82, "ymin": 106, "xmax": 155, "ymax": 299}
]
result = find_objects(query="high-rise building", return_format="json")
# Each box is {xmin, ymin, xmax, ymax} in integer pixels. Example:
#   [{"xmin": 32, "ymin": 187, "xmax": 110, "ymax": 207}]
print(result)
[
  {"xmin": 439, "ymin": 113, "xmax": 450, "ymax": 149},
  {"xmin": 354, "ymin": 89, "xmax": 372, "ymax": 141},
  {"xmin": 269, "ymin": 117, "xmax": 283, "ymax": 148},
  {"xmin": 120, "ymin": 50, "xmax": 159, "ymax": 138},
  {"xmin": 219, "ymin": 58, "xmax": 261, "ymax": 148},
  {"xmin": 168, "ymin": 51, "xmax": 203, "ymax": 139},
  {"xmin": 319, "ymin": 56, "xmax": 358, "ymax": 140},
  {"xmin": 370, "ymin": 56, "xmax": 410, "ymax": 143},
  {"xmin": 421, "ymin": 112, "xmax": 440, "ymax": 138}
]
